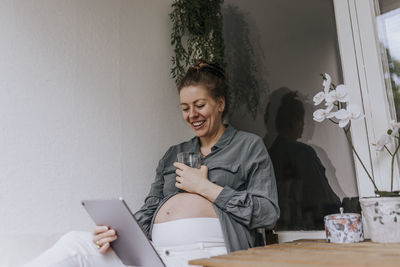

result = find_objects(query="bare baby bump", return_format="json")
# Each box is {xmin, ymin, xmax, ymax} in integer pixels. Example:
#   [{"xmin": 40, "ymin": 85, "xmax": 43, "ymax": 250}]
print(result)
[{"xmin": 154, "ymin": 193, "xmax": 217, "ymax": 224}]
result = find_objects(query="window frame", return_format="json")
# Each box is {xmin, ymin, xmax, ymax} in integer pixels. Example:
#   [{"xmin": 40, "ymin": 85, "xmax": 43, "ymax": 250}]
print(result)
[{"xmin": 333, "ymin": 0, "xmax": 399, "ymax": 197}]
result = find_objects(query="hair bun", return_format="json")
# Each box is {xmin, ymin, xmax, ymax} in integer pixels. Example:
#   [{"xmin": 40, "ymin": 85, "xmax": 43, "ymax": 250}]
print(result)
[{"xmin": 192, "ymin": 59, "xmax": 226, "ymax": 79}]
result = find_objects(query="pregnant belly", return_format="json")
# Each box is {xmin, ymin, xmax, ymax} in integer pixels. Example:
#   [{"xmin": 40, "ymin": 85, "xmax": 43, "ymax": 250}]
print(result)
[{"xmin": 154, "ymin": 193, "xmax": 217, "ymax": 224}]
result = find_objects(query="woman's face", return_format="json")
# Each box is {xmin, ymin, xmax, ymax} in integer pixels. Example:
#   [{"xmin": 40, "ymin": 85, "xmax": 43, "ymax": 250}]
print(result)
[{"xmin": 179, "ymin": 85, "xmax": 225, "ymax": 139}]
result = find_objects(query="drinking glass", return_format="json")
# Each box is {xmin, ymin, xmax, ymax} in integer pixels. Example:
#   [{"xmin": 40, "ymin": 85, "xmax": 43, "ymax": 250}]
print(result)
[{"xmin": 177, "ymin": 152, "xmax": 201, "ymax": 168}]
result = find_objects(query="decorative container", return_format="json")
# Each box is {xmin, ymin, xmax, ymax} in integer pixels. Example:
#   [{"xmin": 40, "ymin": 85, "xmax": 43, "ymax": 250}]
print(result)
[
  {"xmin": 359, "ymin": 196, "xmax": 400, "ymax": 243},
  {"xmin": 324, "ymin": 207, "xmax": 364, "ymax": 243}
]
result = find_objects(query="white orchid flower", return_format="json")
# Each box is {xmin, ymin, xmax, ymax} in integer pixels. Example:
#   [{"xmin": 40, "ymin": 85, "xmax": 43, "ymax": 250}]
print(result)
[
  {"xmin": 390, "ymin": 120, "xmax": 400, "ymax": 129},
  {"xmin": 334, "ymin": 104, "xmax": 363, "ymax": 128},
  {"xmin": 325, "ymin": 84, "xmax": 350, "ymax": 105},
  {"xmin": 389, "ymin": 120, "xmax": 400, "ymax": 137},
  {"xmin": 372, "ymin": 135, "xmax": 391, "ymax": 151},
  {"xmin": 313, "ymin": 91, "xmax": 326, "ymax": 105},
  {"xmin": 323, "ymin": 73, "xmax": 332, "ymax": 94},
  {"xmin": 313, "ymin": 105, "xmax": 334, "ymax": 122}
]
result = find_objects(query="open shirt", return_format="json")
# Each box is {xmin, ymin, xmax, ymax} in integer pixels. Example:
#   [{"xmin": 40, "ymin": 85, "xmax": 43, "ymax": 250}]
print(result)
[{"xmin": 134, "ymin": 125, "xmax": 280, "ymax": 252}]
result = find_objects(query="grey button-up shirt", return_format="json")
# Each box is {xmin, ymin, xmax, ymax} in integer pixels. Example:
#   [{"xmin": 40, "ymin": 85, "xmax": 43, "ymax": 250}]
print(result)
[{"xmin": 134, "ymin": 125, "xmax": 280, "ymax": 252}]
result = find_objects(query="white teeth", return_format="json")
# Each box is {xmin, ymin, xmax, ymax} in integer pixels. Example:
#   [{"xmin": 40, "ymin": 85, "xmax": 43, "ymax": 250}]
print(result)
[{"xmin": 193, "ymin": 121, "xmax": 204, "ymax": 127}]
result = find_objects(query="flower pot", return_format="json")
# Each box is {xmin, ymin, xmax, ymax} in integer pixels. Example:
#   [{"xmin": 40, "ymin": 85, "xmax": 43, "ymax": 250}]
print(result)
[{"xmin": 359, "ymin": 197, "xmax": 400, "ymax": 243}]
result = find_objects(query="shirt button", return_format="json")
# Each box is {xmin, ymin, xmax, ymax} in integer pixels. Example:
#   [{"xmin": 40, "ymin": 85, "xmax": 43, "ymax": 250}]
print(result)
[{"xmin": 165, "ymin": 250, "xmax": 170, "ymax": 256}]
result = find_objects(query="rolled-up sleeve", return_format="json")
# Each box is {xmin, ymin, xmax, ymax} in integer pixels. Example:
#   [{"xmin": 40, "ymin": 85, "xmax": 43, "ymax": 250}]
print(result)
[{"xmin": 213, "ymin": 138, "xmax": 280, "ymax": 229}]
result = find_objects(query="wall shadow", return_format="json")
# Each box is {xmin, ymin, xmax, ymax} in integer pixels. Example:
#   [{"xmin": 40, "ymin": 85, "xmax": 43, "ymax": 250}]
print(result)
[{"xmin": 264, "ymin": 88, "xmax": 344, "ymax": 230}]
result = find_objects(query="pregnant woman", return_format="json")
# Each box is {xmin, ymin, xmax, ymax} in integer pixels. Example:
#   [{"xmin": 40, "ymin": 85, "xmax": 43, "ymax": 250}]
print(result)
[{"xmin": 24, "ymin": 60, "xmax": 279, "ymax": 267}]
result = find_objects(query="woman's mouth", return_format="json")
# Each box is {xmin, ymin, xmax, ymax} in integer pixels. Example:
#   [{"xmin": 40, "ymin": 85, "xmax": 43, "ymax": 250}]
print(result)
[{"xmin": 192, "ymin": 120, "xmax": 206, "ymax": 130}]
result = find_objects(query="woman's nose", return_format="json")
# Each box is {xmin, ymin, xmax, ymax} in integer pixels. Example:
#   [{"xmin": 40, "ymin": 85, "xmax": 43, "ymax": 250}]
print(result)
[{"xmin": 189, "ymin": 108, "xmax": 198, "ymax": 118}]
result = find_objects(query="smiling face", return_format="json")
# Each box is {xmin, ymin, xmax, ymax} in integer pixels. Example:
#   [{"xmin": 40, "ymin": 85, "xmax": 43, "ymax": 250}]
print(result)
[{"xmin": 180, "ymin": 85, "xmax": 225, "ymax": 139}]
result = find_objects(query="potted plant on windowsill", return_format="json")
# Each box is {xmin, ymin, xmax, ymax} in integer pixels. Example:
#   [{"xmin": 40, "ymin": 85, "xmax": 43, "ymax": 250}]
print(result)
[{"xmin": 312, "ymin": 74, "xmax": 400, "ymax": 243}]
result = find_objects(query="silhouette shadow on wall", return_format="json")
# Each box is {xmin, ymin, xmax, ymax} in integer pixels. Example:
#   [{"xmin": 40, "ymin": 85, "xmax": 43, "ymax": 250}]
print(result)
[
  {"xmin": 223, "ymin": 4, "xmax": 268, "ymax": 119},
  {"xmin": 264, "ymin": 89, "xmax": 342, "ymax": 230}
]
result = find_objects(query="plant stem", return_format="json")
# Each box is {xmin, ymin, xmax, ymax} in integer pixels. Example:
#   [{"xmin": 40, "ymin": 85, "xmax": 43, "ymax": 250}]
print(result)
[
  {"xmin": 343, "ymin": 128, "xmax": 379, "ymax": 192},
  {"xmin": 384, "ymin": 145, "xmax": 393, "ymax": 156},
  {"xmin": 390, "ymin": 138, "xmax": 400, "ymax": 192}
]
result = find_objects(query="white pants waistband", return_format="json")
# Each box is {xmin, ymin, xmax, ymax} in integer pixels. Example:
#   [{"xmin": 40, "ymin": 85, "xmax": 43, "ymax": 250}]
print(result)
[
  {"xmin": 155, "ymin": 241, "xmax": 227, "ymax": 267},
  {"xmin": 152, "ymin": 217, "xmax": 224, "ymax": 247}
]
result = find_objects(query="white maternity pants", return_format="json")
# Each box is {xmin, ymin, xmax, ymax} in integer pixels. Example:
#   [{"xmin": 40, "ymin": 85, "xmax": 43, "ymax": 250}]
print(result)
[{"xmin": 23, "ymin": 218, "xmax": 227, "ymax": 267}]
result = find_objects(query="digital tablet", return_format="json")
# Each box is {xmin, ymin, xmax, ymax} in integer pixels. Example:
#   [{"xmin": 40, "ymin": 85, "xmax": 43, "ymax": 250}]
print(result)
[{"xmin": 81, "ymin": 197, "xmax": 165, "ymax": 267}]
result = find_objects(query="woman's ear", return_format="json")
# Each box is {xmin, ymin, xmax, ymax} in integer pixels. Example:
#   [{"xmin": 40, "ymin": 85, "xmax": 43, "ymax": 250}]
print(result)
[{"xmin": 217, "ymin": 97, "xmax": 225, "ymax": 113}]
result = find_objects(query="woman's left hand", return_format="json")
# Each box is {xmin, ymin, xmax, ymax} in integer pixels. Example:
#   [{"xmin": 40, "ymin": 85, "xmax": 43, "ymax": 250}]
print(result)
[{"xmin": 173, "ymin": 162, "xmax": 210, "ymax": 194}]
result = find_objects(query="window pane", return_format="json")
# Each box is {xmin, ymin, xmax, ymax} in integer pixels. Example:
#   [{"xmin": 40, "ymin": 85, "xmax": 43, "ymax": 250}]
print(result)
[{"xmin": 376, "ymin": 0, "xmax": 400, "ymax": 120}]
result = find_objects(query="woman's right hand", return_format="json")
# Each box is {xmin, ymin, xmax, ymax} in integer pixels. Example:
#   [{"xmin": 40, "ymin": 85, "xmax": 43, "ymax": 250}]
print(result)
[{"xmin": 92, "ymin": 225, "xmax": 118, "ymax": 254}]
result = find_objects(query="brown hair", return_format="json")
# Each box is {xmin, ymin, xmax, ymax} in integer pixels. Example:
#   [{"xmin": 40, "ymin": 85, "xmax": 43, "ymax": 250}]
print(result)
[{"xmin": 178, "ymin": 59, "xmax": 229, "ymax": 118}]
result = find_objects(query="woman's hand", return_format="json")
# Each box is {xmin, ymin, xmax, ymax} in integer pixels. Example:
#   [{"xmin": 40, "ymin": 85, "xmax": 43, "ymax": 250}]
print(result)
[
  {"xmin": 92, "ymin": 226, "xmax": 118, "ymax": 254},
  {"xmin": 174, "ymin": 162, "xmax": 223, "ymax": 201}
]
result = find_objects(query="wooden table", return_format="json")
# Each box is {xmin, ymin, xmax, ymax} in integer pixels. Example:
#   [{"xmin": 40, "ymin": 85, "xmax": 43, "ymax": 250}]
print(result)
[{"xmin": 189, "ymin": 239, "xmax": 400, "ymax": 266}]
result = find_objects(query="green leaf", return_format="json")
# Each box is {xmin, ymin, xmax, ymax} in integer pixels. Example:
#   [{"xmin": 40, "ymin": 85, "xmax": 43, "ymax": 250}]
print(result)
[{"xmin": 169, "ymin": 0, "xmax": 225, "ymax": 84}]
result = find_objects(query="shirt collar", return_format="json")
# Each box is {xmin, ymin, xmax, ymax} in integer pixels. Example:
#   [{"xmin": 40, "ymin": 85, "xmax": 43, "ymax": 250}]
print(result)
[
  {"xmin": 190, "ymin": 124, "xmax": 236, "ymax": 152},
  {"xmin": 212, "ymin": 124, "xmax": 236, "ymax": 151}
]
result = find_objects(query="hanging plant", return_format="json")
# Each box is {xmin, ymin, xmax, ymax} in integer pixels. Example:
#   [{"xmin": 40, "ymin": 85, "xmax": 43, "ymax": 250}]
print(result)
[
  {"xmin": 170, "ymin": 0, "xmax": 263, "ymax": 119},
  {"xmin": 169, "ymin": 0, "xmax": 225, "ymax": 83}
]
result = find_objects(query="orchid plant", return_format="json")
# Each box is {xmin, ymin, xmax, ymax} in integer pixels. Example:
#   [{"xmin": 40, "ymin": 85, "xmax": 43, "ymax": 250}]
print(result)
[{"xmin": 313, "ymin": 73, "xmax": 400, "ymax": 197}]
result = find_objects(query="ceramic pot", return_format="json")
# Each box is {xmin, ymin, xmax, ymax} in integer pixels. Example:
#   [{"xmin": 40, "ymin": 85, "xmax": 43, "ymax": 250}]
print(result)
[
  {"xmin": 324, "ymin": 207, "xmax": 364, "ymax": 243},
  {"xmin": 360, "ymin": 197, "xmax": 400, "ymax": 243}
]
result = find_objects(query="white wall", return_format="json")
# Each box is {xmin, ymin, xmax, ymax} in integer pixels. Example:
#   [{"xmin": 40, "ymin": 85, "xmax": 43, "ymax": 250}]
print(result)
[
  {"xmin": 0, "ymin": 0, "xmax": 193, "ymax": 253},
  {"xmin": 224, "ymin": 0, "xmax": 358, "ymax": 200}
]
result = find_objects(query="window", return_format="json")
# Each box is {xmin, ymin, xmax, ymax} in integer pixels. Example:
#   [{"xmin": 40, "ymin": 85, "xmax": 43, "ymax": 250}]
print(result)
[{"xmin": 334, "ymin": 0, "xmax": 400, "ymax": 196}]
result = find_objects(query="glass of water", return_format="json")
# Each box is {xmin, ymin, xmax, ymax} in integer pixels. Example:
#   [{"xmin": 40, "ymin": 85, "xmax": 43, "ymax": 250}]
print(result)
[{"xmin": 177, "ymin": 152, "xmax": 201, "ymax": 168}]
